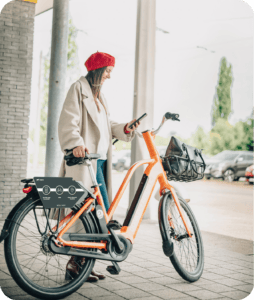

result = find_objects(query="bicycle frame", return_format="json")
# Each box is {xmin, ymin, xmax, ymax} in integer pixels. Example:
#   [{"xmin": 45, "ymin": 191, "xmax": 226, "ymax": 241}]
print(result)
[{"xmin": 55, "ymin": 130, "xmax": 192, "ymax": 249}]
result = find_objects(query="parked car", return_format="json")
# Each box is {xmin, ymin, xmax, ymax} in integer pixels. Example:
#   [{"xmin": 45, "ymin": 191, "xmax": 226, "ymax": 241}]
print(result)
[
  {"xmin": 112, "ymin": 152, "xmax": 119, "ymax": 170},
  {"xmin": 204, "ymin": 150, "xmax": 253, "ymax": 182},
  {"xmin": 245, "ymin": 165, "xmax": 254, "ymax": 184},
  {"xmin": 115, "ymin": 150, "xmax": 131, "ymax": 172},
  {"xmin": 202, "ymin": 154, "xmax": 211, "ymax": 164},
  {"xmin": 115, "ymin": 146, "xmax": 168, "ymax": 172}
]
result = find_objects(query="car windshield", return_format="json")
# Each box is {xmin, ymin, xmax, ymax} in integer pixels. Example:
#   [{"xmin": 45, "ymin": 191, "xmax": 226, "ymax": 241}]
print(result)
[{"xmin": 213, "ymin": 152, "xmax": 239, "ymax": 161}]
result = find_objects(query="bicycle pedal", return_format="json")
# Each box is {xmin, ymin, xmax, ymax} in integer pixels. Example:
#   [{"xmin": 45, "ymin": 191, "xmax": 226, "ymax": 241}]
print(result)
[
  {"xmin": 107, "ymin": 220, "xmax": 122, "ymax": 230},
  {"xmin": 106, "ymin": 262, "xmax": 121, "ymax": 275}
]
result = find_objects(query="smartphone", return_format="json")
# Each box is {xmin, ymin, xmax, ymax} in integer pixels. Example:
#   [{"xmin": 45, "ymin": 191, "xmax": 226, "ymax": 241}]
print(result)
[
  {"xmin": 129, "ymin": 113, "xmax": 147, "ymax": 129},
  {"xmin": 112, "ymin": 113, "xmax": 147, "ymax": 145}
]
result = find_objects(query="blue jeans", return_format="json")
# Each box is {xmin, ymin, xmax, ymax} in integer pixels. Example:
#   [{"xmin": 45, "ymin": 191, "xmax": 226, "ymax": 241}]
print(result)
[{"xmin": 96, "ymin": 159, "xmax": 110, "ymax": 212}]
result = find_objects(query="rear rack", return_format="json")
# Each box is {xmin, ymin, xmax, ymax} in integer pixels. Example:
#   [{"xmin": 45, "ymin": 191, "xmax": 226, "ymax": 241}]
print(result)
[{"xmin": 21, "ymin": 178, "xmax": 34, "ymax": 184}]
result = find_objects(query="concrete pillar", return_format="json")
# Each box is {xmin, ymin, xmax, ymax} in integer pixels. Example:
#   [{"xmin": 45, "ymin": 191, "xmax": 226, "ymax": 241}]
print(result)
[
  {"xmin": 129, "ymin": 0, "xmax": 156, "ymax": 219},
  {"xmin": 45, "ymin": 0, "xmax": 69, "ymax": 177}
]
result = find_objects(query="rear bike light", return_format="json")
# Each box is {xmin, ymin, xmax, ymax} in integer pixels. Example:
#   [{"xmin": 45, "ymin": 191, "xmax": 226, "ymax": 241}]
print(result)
[{"xmin": 23, "ymin": 186, "xmax": 32, "ymax": 194}]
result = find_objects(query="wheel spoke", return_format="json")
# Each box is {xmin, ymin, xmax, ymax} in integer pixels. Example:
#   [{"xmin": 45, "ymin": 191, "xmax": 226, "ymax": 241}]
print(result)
[
  {"xmin": 168, "ymin": 199, "xmax": 202, "ymax": 275},
  {"xmin": 6, "ymin": 199, "xmax": 95, "ymax": 295}
]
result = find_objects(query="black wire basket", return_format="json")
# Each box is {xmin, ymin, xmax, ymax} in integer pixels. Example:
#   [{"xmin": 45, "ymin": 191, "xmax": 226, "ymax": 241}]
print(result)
[{"xmin": 161, "ymin": 137, "xmax": 206, "ymax": 182}]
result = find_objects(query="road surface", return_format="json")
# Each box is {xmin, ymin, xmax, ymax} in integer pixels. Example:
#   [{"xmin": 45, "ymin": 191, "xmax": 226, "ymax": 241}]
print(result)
[{"xmin": 112, "ymin": 171, "xmax": 253, "ymax": 241}]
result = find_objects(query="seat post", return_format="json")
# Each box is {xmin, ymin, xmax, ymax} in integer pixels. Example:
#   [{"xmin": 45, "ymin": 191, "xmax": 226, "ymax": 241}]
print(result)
[{"xmin": 84, "ymin": 159, "xmax": 98, "ymax": 186}]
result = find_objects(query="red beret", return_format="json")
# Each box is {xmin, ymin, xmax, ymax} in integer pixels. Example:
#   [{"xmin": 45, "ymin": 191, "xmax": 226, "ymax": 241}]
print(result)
[{"xmin": 85, "ymin": 52, "xmax": 115, "ymax": 71}]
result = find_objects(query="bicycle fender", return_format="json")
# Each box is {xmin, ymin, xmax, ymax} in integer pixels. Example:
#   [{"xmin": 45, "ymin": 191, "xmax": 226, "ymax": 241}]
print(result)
[
  {"xmin": 154, "ymin": 181, "xmax": 190, "ymax": 202},
  {"xmin": 158, "ymin": 192, "xmax": 174, "ymax": 257},
  {"xmin": 0, "ymin": 193, "xmax": 36, "ymax": 243}
]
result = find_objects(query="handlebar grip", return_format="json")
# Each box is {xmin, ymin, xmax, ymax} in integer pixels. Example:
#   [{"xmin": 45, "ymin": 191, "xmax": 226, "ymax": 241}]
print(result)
[
  {"xmin": 64, "ymin": 152, "xmax": 75, "ymax": 160},
  {"xmin": 165, "ymin": 112, "xmax": 180, "ymax": 120},
  {"xmin": 165, "ymin": 112, "xmax": 171, "ymax": 119}
]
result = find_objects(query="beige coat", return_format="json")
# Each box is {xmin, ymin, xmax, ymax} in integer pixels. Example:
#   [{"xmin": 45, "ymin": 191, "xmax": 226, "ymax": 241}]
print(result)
[{"xmin": 58, "ymin": 76, "xmax": 135, "ymax": 205}]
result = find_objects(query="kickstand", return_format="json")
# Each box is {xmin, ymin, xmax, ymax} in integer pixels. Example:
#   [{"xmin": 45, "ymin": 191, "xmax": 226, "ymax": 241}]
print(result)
[{"xmin": 106, "ymin": 261, "xmax": 121, "ymax": 275}]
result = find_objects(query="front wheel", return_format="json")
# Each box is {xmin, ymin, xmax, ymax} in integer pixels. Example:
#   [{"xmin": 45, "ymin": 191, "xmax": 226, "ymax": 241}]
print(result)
[
  {"xmin": 224, "ymin": 169, "xmax": 235, "ymax": 182},
  {"xmin": 4, "ymin": 198, "xmax": 97, "ymax": 299},
  {"xmin": 165, "ymin": 196, "xmax": 204, "ymax": 282}
]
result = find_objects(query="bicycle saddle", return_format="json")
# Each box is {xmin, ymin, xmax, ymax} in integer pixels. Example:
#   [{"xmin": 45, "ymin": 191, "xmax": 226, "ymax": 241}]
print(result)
[{"xmin": 64, "ymin": 152, "xmax": 101, "ymax": 166}]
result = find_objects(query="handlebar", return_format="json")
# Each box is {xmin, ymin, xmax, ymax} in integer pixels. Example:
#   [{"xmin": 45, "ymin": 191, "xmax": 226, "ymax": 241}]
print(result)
[
  {"xmin": 133, "ymin": 112, "xmax": 180, "ymax": 138},
  {"xmin": 64, "ymin": 151, "xmax": 102, "ymax": 167},
  {"xmin": 151, "ymin": 112, "xmax": 180, "ymax": 136},
  {"xmin": 165, "ymin": 112, "xmax": 180, "ymax": 121}
]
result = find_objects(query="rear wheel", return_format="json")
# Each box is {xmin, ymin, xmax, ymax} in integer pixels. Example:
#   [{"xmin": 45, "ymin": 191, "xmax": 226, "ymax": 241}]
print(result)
[
  {"xmin": 165, "ymin": 196, "xmax": 204, "ymax": 282},
  {"xmin": 4, "ymin": 198, "xmax": 97, "ymax": 299}
]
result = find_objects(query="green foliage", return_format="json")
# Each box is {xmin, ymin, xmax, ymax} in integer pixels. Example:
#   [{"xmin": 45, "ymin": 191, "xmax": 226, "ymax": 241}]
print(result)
[
  {"xmin": 113, "ymin": 135, "xmax": 174, "ymax": 152},
  {"xmin": 154, "ymin": 135, "xmax": 170, "ymax": 146},
  {"xmin": 113, "ymin": 135, "xmax": 170, "ymax": 151},
  {"xmin": 188, "ymin": 126, "xmax": 209, "ymax": 155},
  {"xmin": 212, "ymin": 57, "xmax": 233, "ymax": 126},
  {"xmin": 113, "ymin": 140, "xmax": 131, "ymax": 151},
  {"xmin": 209, "ymin": 118, "xmax": 235, "ymax": 155},
  {"xmin": 233, "ymin": 117, "xmax": 254, "ymax": 151},
  {"xmin": 29, "ymin": 128, "xmax": 35, "ymax": 142},
  {"xmin": 40, "ymin": 55, "xmax": 50, "ymax": 146},
  {"xmin": 185, "ymin": 117, "xmax": 253, "ymax": 156},
  {"xmin": 171, "ymin": 57, "xmax": 252, "ymax": 157},
  {"xmin": 183, "ymin": 56, "xmax": 253, "ymax": 156},
  {"xmin": 40, "ymin": 17, "xmax": 80, "ymax": 147},
  {"xmin": 66, "ymin": 18, "xmax": 81, "ymax": 87},
  {"xmin": 67, "ymin": 18, "xmax": 79, "ymax": 70}
]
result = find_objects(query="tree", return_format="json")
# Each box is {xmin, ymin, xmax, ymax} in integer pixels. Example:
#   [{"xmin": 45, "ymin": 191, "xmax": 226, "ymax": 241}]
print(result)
[
  {"xmin": 211, "ymin": 57, "xmax": 233, "ymax": 126},
  {"xmin": 233, "ymin": 117, "xmax": 253, "ymax": 151},
  {"xmin": 67, "ymin": 18, "xmax": 79, "ymax": 69},
  {"xmin": 39, "ymin": 17, "xmax": 81, "ymax": 147},
  {"xmin": 66, "ymin": 18, "xmax": 81, "ymax": 88},
  {"xmin": 207, "ymin": 116, "xmax": 253, "ymax": 155},
  {"xmin": 188, "ymin": 126, "xmax": 209, "ymax": 155},
  {"xmin": 209, "ymin": 119, "xmax": 235, "ymax": 155}
]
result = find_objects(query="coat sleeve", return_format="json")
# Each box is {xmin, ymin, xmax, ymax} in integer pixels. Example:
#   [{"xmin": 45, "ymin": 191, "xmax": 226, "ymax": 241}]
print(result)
[
  {"xmin": 58, "ymin": 82, "xmax": 85, "ymax": 153},
  {"xmin": 109, "ymin": 119, "xmax": 135, "ymax": 142}
]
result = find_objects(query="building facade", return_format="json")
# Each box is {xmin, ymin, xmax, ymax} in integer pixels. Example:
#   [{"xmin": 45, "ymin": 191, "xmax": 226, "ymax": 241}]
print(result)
[{"xmin": 0, "ymin": 0, "xmax": 36, "ymax": 220}]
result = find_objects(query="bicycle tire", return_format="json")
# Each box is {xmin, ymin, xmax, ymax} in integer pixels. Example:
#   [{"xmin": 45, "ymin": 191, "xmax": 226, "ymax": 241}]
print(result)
[
  {"xmin": 165, "ymin": 195, "xmax": 204, "ymax": 282},
  {"xmin": 4, "ymin": 197, "xmax": 97, "ymax": 299}
]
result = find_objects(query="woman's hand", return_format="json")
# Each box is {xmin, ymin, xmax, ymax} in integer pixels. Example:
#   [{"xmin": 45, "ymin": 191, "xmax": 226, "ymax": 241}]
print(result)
[
  {"xmin": 125, "ymin": 119, "xmax": 141, "ymax": 133},
  {"xmin": 73, "ymin": 145, "xmax": 90, "ymax": 158}
]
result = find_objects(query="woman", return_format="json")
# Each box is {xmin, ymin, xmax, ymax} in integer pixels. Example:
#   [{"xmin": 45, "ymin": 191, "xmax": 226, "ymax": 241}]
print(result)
[{"xmin": 57, "ymin": 51, "xmax": 140, "ymax": 282}]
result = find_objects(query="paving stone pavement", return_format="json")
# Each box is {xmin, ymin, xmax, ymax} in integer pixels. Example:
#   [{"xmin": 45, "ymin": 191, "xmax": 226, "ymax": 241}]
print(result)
[{"xmin": 0, "ymin": 218, "xmax": 253, "ymax": 300}]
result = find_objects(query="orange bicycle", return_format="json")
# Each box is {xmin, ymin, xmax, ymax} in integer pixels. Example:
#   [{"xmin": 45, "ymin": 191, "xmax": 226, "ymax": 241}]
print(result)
[{"xmin": 0, "ymin": 112, "xmax": 205, "ymax": 299}]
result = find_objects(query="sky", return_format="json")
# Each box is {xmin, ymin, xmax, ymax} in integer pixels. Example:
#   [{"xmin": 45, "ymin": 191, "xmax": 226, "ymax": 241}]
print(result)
[{"xmin": 29, "ymin": 0, "xmax": 253, "ymax": 139}]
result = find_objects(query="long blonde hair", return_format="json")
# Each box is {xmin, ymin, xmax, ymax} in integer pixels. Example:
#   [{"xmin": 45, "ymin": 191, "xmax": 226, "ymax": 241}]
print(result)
[{"xmin": 85, "ymin": 67, "xmax": 107, "ymax": 114}]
